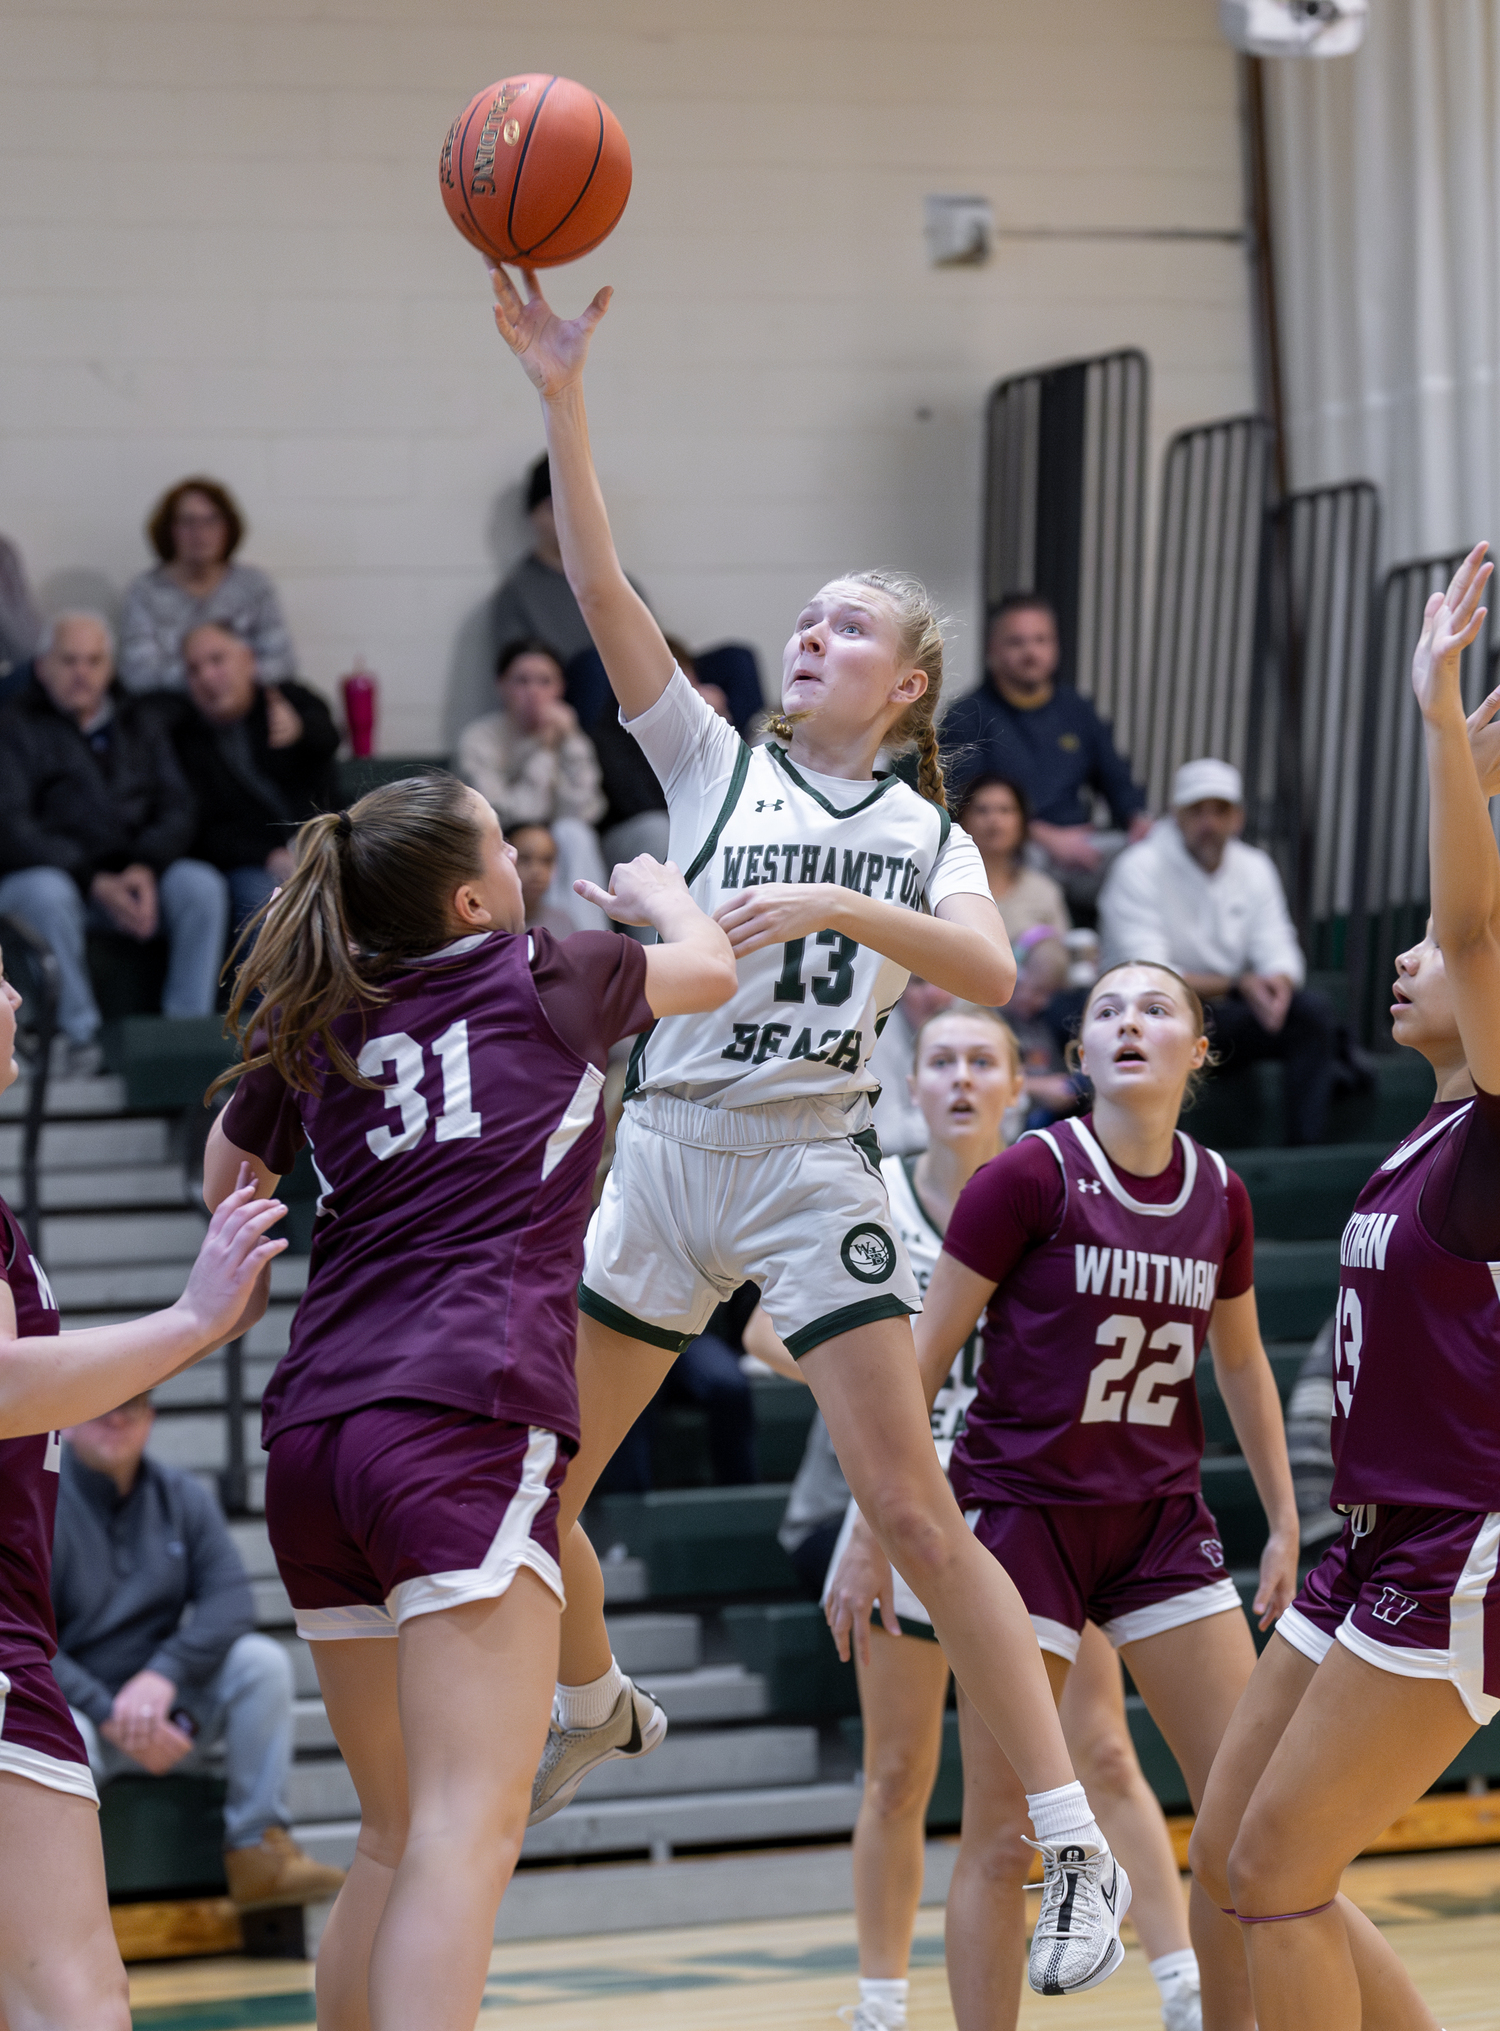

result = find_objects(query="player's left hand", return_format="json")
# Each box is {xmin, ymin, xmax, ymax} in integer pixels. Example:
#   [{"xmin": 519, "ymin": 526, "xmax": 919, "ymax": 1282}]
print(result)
[
  {"xmin": 575, "ymin": 854, "xmax": 691, "ymax": 926},
  {"xmin": 715, "ymin": 883, "xmax": 842, "ymax": 957},
  {"xmin": 1253, "ymin": 1525, "xmax": 1299, "ymax": 1630},
  {"xmin": 825, "ymin": 1513, "xmax": 901, "ymax": 1668},
  {"xmin": 1412, "ymin": 542, "xmax": 1491, "ymax": 720}
]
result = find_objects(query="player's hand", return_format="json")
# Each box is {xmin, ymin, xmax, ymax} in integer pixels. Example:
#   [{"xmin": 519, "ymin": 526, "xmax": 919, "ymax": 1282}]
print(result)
[
  {"xmin": 1253, "ymin": 1524, "xmax": 1299, "ymax": 1630},
  {"xmin": 174, "ymin": 1168, "xmax": 288, "ymax": 1351},
  {"xmin": 575, "ymin": 854, "xmax": 691, "ymax": 926},
  {"xmin": 715, "ymin": 884, "xmax": 843, "ymax": 957},
  {"xmin": 825, "ymin": 1513, "xmax": 901, "ymax": 1668},
  {"xmin": 1467, "ymin": 681, "xmax": 1500, "ymax": 798},
  {"xmin": 490, "ymin": 263, "xmax": 612, "ymax": 399},
  {"xmin": 1412, "ymin": 542, "xmax": 1491, "ymax": 722}
]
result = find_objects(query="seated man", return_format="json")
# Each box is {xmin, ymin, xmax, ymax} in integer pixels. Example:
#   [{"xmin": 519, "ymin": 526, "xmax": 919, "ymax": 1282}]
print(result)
[
  {"xmin": 0, "ymin": 612, "xmax": 228, "ymax": 1073},
  {"xmin": 456, "ymin": 636, "xmax": 607, "ymax": 932},
  {"xmin": 170, "ymin": 622, "xmax": 339, "ymax": 930},
  {"xmin": 940, "ymin": 593, "xmax": 1149, "ymax": 905},
  {"xmin": 1098, "ymin": 756, "xmax": 1336, "ymax": 1144},
  {"xmin": 50, "ymin": 1394, "xmax": 345, "ymax": 1909},
  {"xmin": 588, "ymin": 634, "xmax": 731, "ymax": 869}
]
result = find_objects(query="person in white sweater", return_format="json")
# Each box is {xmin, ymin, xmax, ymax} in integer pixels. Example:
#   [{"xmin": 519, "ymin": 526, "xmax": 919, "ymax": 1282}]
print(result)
[{"xmin": 1098, "ymin": 757, "xmax": 1336, "ymax": 1143}]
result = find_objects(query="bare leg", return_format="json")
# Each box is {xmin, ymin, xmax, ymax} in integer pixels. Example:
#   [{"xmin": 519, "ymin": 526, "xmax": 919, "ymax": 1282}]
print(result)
[
  {"xmin": 1191, "ymin": 1633, "xmax": 1462, "ymax": 2031},
  {"xmin": 1122, "ymin": 1611, "xmax": 1259, "ymax": 2031},
  {"xmin": 1063, "ymin": 1623, "xmax": 1190, "ymax": 1964},
  {"xmin": 0, "ymin": 1774, "xmax": 130, "ymax": 2031},
  {"xmin": 556, "ymin": 1316, "xmax": 677, "ymax": 1685},
  {"xmin": 309, "ymin": 1639, "xmax": 407, "ymax": 2031},
  {"xmin": 1224, "ymin": 1643, "xmax": 1474, "ymax": 2031},
  {"xmin": 944, "ymin": 1655, "xmax": 1071, "ymax": 2031},
  {"xmin": 802, "ymin": 1319, "xmax": 1075, "ymax": 1792},
  {"xmin": 852, "ymin": 1626, "xmax": 951, "ymax": 1979}
]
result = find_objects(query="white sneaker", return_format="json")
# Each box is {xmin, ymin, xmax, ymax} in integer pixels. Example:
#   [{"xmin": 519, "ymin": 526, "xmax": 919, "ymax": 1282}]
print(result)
[
  {"xmin": 1161, "ymin": 1977, "xmax": 1203, "ymax": 2031},
  {"xmin": 1026, "ymin": 1838, "xmax": 1131, "ymax": 1996},
  {"xmin": 837, "ymin": 2006, "xmax": 906, "ymax": 2030},
  {"xmin": 527, "ymin": 1677, "xmax": 667, "ymax": 1826}
]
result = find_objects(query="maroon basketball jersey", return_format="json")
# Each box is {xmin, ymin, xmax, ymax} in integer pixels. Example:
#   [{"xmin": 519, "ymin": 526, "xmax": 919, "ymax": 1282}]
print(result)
[
  {"xmin": 1331, "ymin": 1100, "xmax": 1500, "ymax": 1509},
  {"xmin": 0, "ymin": 1195, "xmax": 63, "ymax": 1665},
  {"xmin": 949, "ymin": 1117, "xmax": 1232, "ymax": 1507},
  {"xmin": 224, "ymin": 930, "xmax": 642, "ymax": 1447}
]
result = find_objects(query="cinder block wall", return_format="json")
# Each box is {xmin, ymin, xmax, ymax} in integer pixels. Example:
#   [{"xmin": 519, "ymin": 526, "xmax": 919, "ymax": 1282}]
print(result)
[{"xmin": 0, "ymin": 1, "xmax": 1252, "ymax": 751}]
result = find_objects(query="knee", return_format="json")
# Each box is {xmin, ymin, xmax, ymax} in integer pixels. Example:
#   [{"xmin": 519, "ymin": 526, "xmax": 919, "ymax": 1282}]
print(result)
[
  {"xmin": 957, "ymin": 1805, "xmax": 1035, "ymax": 1890},
  {"xmin": 861, "ymin": 1487, "xmax": 956, "ymax": 1587},
  {"xmin": 225, "ymin": 1632, "xmax": 294, "ymax": 1708},
  {"xmin": 7, "ymin": 864, "xmax": 83, "ymax": 922},
  {"xmin": 1223, "ymin": 1798, "xmax": 1308, "ymax": 1915},
  {"xmin": 162, "ymin": 858, "xmax": 229, "ymax": 914},
  {"xmin": 1186, "ymin": 1813, "xmax": 1233, "ymax": 1907},
  {"xmin": 862, "ymin": 1748, "xmax": 935, "ymax": 1827},
  {"xmin": 1070, "ymin": 1722, "xmax": 1141, "ymax": 1808}
]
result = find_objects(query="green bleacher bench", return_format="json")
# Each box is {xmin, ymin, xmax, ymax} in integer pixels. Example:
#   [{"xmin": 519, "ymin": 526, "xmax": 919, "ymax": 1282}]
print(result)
[
  {"xmin": 1250, "ymin": 1239, "xmax": 1340, "ymax": 1341},
  {"xmin": 1186, "ymin": 1055, "xmax": 1432, "ymax": 1152},
  {"xmin": 588, "ymin": 1485, "xmax": 798, "ymax": 1597},
  {"xmin": 100, "ymin": 1773, "xmax": 228, "ymax": 1900},
  {"xmin": 723, "ymin": 1600, "xmax": 858, "ymax": 1720},
  {"xmin": 335, "ymin": 755, "xmax": 449, "ymax": 802},
  {"xmin": 1224, "ymin": 1143, "xmax": 1392, "ymax": 1240},
  {"xmin": 749, "ymin": 1375, "xmax": 819, "ymax": 1482},
  {"xmin": 1196, "ymin": 1347, "xmax": 1306, "ymax": 1450},
  {"xmin": 103, "ymin": 1015, "xmax": 235, "ymax": 1113}
]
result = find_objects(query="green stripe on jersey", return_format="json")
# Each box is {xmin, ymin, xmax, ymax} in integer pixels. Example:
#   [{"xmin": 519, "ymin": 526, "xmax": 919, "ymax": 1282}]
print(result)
[
  {"xmin": 685, "ymin": 740, "xmax": 753, "ymax": 885},
  {"xmin": 767, "ymin": 744, "xmax": 902, "ymax": 819}
]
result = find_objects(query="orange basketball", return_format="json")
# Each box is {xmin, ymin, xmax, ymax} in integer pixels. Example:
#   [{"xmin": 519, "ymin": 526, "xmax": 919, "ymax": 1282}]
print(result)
[{"xmin": 439, "ymin": 74, "xmax": 631, "ymax": 269}]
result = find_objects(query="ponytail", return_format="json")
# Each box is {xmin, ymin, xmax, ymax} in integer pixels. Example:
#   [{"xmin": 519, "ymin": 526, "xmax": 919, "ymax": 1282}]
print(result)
[{"xmin": 211, "ymin": 772, "xmax": 486, "ymax": 1098}]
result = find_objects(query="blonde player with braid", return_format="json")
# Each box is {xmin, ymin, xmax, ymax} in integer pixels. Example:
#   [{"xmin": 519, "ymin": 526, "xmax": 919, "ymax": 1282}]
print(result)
[{"xmin": 491, "ymin": 263, "xmax": 1131, "ymax": 1999}]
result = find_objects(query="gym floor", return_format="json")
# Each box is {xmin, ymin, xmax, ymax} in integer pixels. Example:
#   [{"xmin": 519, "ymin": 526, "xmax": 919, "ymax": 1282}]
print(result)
[{"xmin": 125, "ymin": 1849, "xmax": 1500, "ymax": 2030}]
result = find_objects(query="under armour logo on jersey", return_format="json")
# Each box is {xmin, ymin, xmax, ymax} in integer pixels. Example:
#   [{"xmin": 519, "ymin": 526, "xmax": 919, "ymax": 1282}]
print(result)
[
  {"xmin": 1371, "ymin": 1586, "xmax": 1420, "ymax": 1625},
  {"xmin": 1077, "ymin": 1178, "xmax": 1102, "ymax": 1195},
  {"xmin": 1199, "ymin": 1538, "xmax": 1225, "ymax": 1569},
  {"xmin": 754, "ymin": 799, "xmax": 785, "ymax": 813}
]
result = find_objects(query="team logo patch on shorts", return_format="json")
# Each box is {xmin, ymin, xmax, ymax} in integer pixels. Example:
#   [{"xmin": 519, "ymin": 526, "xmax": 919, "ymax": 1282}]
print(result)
[
  {"xmin": 1371, "ymin": 1585, "xmax": 1420, "ymax": 1625},
  {"xmin": 1199, "ymin": 1538, "xmax": 1225, "ymax": 1569},
  {"xmin": 841, "ymin": 1224, "xmax": 897, "ymax": 1284}
]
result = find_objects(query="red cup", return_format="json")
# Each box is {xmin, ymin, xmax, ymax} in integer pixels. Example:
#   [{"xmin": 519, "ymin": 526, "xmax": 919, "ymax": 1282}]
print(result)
[{"xmin": 341, "ymin": 669, "xmax": 378, "ymax": 758}]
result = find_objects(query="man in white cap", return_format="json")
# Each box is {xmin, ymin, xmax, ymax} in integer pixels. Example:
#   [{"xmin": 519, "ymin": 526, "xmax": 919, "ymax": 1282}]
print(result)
[{"xmin": 1097, "ymin": 756, "xmax": 1335, "ymax": 1142}]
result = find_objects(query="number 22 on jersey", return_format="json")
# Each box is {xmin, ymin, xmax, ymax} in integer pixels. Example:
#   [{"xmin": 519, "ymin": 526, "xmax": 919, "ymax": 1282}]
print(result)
[{"xmin": 1080, "ymin": 1314, "xmax": 1197, "ymax": 1427}]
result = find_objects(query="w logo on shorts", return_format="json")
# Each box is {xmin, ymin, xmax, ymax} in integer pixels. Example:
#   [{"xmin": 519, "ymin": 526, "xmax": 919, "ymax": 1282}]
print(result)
[
  {"xmin": 841, "ymin": 1224, "xmax": 897, "ymax": 1284},
  {"xmin": 1371, "ymin": 1586, "xmax": 1420, "ymax": 1626},
  {"xmin": 1199, "ymin": 1538, "xmax": 1225, "ymax": 1569}
]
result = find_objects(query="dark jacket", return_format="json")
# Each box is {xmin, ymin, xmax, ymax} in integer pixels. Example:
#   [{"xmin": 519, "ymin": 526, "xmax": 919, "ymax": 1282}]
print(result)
[
  {"xmin": 589, "ymin": 695, "xmax": 668, "ymax": 831},
  {"xmin": 0, "ymin": 677, "xmax": 197, "ymax": 889},
  {"xmin": 49, "ymin": 1448, "xmax": 255, "ymax": 1723},
  {"xmin": 165, "ymin": 681, "xmax": 339, "ymax": 871},
  {"xmin": 941, "ymin": 682, "xmax": 1145, "ymax": 829}
]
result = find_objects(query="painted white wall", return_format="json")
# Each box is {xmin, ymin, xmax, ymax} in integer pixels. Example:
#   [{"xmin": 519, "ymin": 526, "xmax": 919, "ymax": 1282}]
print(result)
[{"xmin": 0, "ymin": 0, "xmax": 1253, "ymax": 751}]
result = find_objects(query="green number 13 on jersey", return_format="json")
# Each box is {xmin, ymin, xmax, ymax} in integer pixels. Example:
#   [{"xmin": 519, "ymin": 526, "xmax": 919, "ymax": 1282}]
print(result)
[{"xmin": 773, "ymin": 932, "xmax": 859, "ymax": 1007}]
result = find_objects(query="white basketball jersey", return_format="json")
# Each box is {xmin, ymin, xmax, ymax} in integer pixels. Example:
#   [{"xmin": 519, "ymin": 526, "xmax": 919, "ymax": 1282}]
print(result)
[
  {"xmin": 621, "ymin": 671, "xmax": 988, "ymax": 1110},
  {"xmin": 883, "ymin": 1153, "xmax": 983, "ymax": 1467}
]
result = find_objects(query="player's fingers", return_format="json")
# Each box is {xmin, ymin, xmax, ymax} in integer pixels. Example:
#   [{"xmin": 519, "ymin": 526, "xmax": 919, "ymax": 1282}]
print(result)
[
  {"xmin": 1468, "ymin": 683, "xmax": 1500, "ymax": 732},
  {"xmin": 880, "ymin": 1594, "xmax": 902, "ymax": 1640},
  {"xmin": 572, "ymin": 879, "xmax": 616, "ymax": 908},
  {"xmin": 580, "ymin": 285, "xmax": 614, "ymax": 327},
  {"xmin": 1453, "ymin": 605, "xmax": 1489, "ymax": 654}
]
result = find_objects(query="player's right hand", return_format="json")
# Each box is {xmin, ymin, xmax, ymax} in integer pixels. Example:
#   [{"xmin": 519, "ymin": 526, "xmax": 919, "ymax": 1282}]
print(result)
[
  {"xmin": 490, "ymin": 262, "xmax": 612, "ymax": 399},
  {"xmin": 175, "ymin": 1167, "xmax": 288, "ymax": 1350},
  {"xmin": 824, "ymin": 1512, "xmax": 902, "ymax": 1668},
  {"xmin": 576, "ymin": 854, "xmax": 690, "ymax": 927}
]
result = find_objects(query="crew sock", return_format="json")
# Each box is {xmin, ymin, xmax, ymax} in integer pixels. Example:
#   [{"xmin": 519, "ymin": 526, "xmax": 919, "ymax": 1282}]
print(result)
[
  {"xmin": 1149, "ymin": 1948, "xmax": 1200, "ymax": 2003},
  {"xmin": 555, "ymin": 1659, "xmax": 625, "ymax": 1731},
  {"xmin": 1025, "ymin": 1779, "xmax": 1106, "ymax": 1852}
]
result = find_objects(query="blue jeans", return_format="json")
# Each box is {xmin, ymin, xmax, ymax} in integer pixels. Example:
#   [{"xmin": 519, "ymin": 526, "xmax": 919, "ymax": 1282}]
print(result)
[
  {"xmin": 227, "ymin": 863, "xmax": 278, "ymax": 934},
  {"xmin": 69, "ymin": 1631, "xmax": 294, "ymax": 1851},
  {"xmin": 0, "ymin": 859, "xmax": 229, "ymax": 1043}
]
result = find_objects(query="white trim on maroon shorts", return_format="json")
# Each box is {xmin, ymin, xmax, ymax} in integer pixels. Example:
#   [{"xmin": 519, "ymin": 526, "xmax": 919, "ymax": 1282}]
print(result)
[
  {"xmin": 1030, "ymin": 1615, "xmax": 1083, "ymax": 1664},
  {"xmin": 1334, "ymin": 1510, "xmax": 1500, "ymax": 1727},
  {"xmin": 1059, "ymin": 1118, "xmax": 1199, "ymax": 1218},
  {"xmin": 388, "ymin": 1427, "xmax": 565, "ymax": 1625},
  {"xmin": 293, "ymin": 1600, "xmax": 397, "ymax": 1641},
  {"xmin": 1099, "ymin": 1577, "xmax": 1243, "ymax": 1649},
  {"xmin": 1275, "ymin": 1602, "xmax": 1335, "ymax": 1665},
  {"xmin": 0, "ymin": 1677, "xmax": 98, "ymax": 1805}
]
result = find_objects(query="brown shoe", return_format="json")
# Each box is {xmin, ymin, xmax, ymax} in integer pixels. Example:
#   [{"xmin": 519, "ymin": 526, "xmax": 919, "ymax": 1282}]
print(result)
[{"xmin": 224, "ymin": 1826, "xmax": 347, "ymax": 1909}]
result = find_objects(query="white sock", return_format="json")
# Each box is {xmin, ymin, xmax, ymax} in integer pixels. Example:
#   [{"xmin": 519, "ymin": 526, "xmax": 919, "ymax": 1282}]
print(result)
[
  {"xmin": 857, "ymin": 1977, "xmax": 908, "ymax": 2025},
  {"xmin": 1150, "ymin": 1948, "xmax": 1199, "ymax": 1999},
  {"xmin": 555, "ymin": 1659, "xmax": 624, "ymax": 1731},
  {"xmin": 1025, "ymin": 1780, "xmax": 1105, "ymax": 1851}
]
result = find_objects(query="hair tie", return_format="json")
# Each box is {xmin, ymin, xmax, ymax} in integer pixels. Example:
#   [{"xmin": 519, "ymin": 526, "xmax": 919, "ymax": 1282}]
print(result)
[{"xmin": 335, "ymin": 811, "xmax": 353, "ymax": 841}]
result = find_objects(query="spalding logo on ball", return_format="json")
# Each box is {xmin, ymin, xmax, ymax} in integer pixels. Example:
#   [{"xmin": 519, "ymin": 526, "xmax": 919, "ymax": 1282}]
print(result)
[{"xmin": 440, "ymin": 74, "xmax": 631, "ymax": 267}]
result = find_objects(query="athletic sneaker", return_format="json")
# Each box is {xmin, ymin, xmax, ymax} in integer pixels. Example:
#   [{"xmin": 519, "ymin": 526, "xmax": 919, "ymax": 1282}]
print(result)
[
  {"xmin": 1025, "ymin": 1838, "xmax": 1131, "ymax": 1996},
  {"xmin": 527, "ymin": 1677, "xmax": 668, "ymax": 1826},
  {"xmin": 1160, "ymin": 1978, "xmax": 1203, "ymax": 2031},
  {"xmin": 837, "ymin": 2005, "xmax": 905, "ymax": 2030}
]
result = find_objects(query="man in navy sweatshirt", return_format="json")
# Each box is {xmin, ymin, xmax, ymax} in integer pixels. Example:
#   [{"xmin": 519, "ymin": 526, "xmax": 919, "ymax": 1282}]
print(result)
[{"xmin": 940, "ymin": 593, "xmax": 1150, "ymax": 905}]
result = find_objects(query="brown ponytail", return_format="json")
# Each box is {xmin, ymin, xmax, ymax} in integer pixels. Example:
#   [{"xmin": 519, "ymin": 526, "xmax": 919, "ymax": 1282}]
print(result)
[{"xmin": 210, "ymin": 772, "xmax": 486, "ymax": 1098}]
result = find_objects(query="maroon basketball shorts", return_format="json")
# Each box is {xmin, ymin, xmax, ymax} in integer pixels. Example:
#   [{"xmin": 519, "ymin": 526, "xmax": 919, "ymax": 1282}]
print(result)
[
  {"xmin": 964, "ymin": 1493, "xmax": 1242, "ymax": 1663},
  {"xmin": 1279, "ymin": 1504, "xmax": 1500, "ymax": 1725},
  {"xmin": 265, "ymin": 1404, "xmax": 570, "ymax": 1641},
  {"xmin": 0, "ymin": 1653, "xmax": 97, "ymax": 1802}
]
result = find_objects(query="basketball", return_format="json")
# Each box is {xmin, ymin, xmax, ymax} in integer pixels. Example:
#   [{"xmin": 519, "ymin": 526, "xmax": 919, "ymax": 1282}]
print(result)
[{"xmin": 439, "ymin": 73, "xmax": 631, "ymax": 268}]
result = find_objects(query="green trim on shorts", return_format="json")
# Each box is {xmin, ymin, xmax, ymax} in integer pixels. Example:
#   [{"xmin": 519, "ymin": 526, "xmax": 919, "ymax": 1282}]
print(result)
[
  {"xmin": 890, "ymin": 1611, "xmax": 940, "ymax": 1644},
  {"xmin": 578, "ymin": 1282, "xmax": 693, "ymax": 1355},
  {"xmin": 785, "ymin": 1293, "xmax": 916, "ymax": 1360}
]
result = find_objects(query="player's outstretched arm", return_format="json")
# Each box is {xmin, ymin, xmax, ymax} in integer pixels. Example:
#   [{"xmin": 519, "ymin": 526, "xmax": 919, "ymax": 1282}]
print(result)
[
  {"xmin": 575, "ymin": 854, "xmax": 737, "ymax": 1016},
  {"xmin": 912, "ymin": 1252, "xmax": 995, "ymax": 1410},
  {"xmin": 1414, "ymin": 542, "xmax": 1500, "ymax": 1092},
  {"xmin": 1205, "ymin": 1287, "xmax": 1299, "ymax": 1628},
  {"xmin": 490, "ymin": 263, "xmax": 675, "ymax": 721},
  {"xmin": 716, "ymin": 886, "xmax": 1015, "ymax": 1009},
  {"xmin": 0, "ymin": 1175, "xmax": 286, "ymax": 1438}
]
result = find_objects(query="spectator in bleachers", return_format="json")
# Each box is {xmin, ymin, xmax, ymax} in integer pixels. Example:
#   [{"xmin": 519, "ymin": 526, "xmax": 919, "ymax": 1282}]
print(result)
[
  {"xmin": 170, "ymin": 622, "xmax": 339, "ymax": 931},
  {"xmin": 0, "ymin": 532, "xmax": 42, "ymax": 697},
  {"xmin": 940, "ymin": 594, "xmax": 1148, "ymax": 907},
  {"xmin": 1098, "ymin": 756, "xmax": 1336, "ymax": 1144},
  {"xmin": 456, "ymin": 636, "xmax": 606, "ymax": 933},
  {"xmin": 0, "ymin": 613, "xmax": 228, "ymax": 1074},
  {"xmin": 49, "ymin": 1393, "xmax": 346, "ymax": 1910},
  {"xmin": 509, "ymin": 822, "xmax": 576, "ymax": 938},
  {"xmin": 491, "ymin": 455, "xmax": 597, "ymax": 670},
  {"xmin": 954, "ymin": 773, "xmax": 1071, "ymax": 942},
  {"xmin": 590, "ymin": 635, "xmax": 731, "ymax": 869},
  {"xmin": 118, "ymin": 477, "xmax": 296, "ymax": 694},
  {"xmin": 1006, "ymin": 929, "xmax": 1086, "ymax": 1125}
]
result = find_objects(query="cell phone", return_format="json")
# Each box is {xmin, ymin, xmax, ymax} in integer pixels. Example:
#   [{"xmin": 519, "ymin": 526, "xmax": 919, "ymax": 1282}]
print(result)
[{"xmin": 168, "ymin": 1708, "xmax": 199, "ymax": 1740}]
